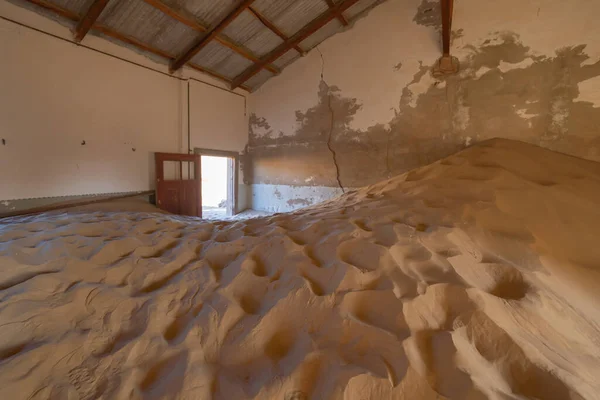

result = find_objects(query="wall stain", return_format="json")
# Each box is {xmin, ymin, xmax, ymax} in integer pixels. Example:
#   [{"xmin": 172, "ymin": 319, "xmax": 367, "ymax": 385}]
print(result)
[
  {"xmin": 286, "ymin": 198, "xmax": 312, "ymax": 207},
  {"xmin": 414, "ymin": 0, "xmax": 463, "ymax": 52},
  {"xmin": 247, "ymin": 32, "xmax": 600, "ymax": 188},
  {"xmin": 452, "ymin": 29, "xmax": 465, "ymax": 40},
  {"xmin": 248, "ymin": 114, "xmax": 273, "ymax": 146},
  {"xmin": 413, "ymin": 0, "xmax": 441, "ymax": 30}
]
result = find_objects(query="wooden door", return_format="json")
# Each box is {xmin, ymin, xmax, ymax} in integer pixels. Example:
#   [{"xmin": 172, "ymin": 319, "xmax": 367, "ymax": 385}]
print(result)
[{"xmin": 155, "ymin": 152, "xmax": 201, "ymax": 217}]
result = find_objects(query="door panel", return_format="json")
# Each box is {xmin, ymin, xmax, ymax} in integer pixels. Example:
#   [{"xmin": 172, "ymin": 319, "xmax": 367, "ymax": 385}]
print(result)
[
  {"xmin": 155, "ymin": 153, "xmax": 201, "ymax": 217},
  {"xmin": 179, "ymin": 181, "xmax": 198, "ymax": 216}
]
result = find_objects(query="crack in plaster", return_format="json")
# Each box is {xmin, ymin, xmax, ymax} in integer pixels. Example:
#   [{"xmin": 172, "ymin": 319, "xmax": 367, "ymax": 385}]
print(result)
[
  {"xmin": 326, "ymin": 93, "xmax": 344, "ymax": 193},
  {"xmin": 317, "ymin": 46, "xmax": 325, "ymax": 81},
  {"xmin": 248, "ymin": 32, "xmax": 600, "ymax": 189},
  {"xmin": 318, "ymin": 45, "xmax": 345, "ymax": 193},
  {"xmin": 385, "ymin": 126, "xmax": 392, "ymax": 178}
]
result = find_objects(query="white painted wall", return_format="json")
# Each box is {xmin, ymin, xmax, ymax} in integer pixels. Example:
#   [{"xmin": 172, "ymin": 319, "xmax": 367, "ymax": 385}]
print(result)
[
  {"xmin": 0, "ymin": 15, "xmax": 180, "ymax": 200},
  {"xmin": 0, "ymin": 1, "xmax": 249, "ymax": 205},
  {"xmin": 189, "ymin": 81, "xmax": 247, "ymax": 152}
]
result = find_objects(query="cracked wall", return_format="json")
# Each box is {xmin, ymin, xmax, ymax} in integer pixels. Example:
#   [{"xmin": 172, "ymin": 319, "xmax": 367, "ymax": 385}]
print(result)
[{"xmin": 247, "ymin": 0, "xmax": 600, "ymax": 211}]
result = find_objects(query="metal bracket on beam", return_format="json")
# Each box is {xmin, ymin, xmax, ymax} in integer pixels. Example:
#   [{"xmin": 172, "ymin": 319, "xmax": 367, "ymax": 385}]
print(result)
[{"xmin": 432, "ymin": 55, "xmax": 459, "ymax": 77}]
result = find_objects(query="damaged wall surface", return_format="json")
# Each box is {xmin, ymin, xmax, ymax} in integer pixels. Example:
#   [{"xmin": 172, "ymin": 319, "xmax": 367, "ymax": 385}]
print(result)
[
  {"xmin": 0, "ymin": 1, "xmax": 250, "ymax": 210},
  {"xmin": 247, "ymin": 0, "xmax": 600, "ymax": 212}
]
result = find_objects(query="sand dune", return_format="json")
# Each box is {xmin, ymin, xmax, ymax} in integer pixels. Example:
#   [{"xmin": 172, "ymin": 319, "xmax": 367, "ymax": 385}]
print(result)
[{"xmin": 1, "ymin": 139, "xmax": 600, "ymax": 399}]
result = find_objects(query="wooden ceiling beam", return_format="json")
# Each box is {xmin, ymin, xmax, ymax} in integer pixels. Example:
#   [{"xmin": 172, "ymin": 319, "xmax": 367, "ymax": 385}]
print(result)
[
  {"xmin": 74, "ymin": 0, "xmax": 110, "ymax": 42},
  {"xmin": 247, "ymin": 6, "xmax": 304, "ymax": 55},
  {"xmin": 324, "ymin": 0, "xmax": 348, "ymax": 26},
  {"xmin": 231, "ymin": 0, "xmax": 361, "ymax": 89},
  {"xmin": 441, "ymin": 0, "xmax": 453, "ymax": 55},
  {"xmin": 169, "ymin": 0, "xmax": 256, "ymax": 73},
  {"xmin": 141, "ymin": 0, "xmax": 279, "ymax": 74},
  {"xmin": 22, "ymin": 0, "xmax": 250, "ymax": 91}
]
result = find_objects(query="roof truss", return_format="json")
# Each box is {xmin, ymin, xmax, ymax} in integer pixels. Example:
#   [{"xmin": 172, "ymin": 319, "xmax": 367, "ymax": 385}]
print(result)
[
  {"xmin": 169, "ymin": 0, "xmax": 256, "ymax": 73},
  {"xmin": 247, "ymin": 6, "xmax": 305, "ymax": 55},
  {"xmin": 231, "ymin": 0, "xmax": 361, "ymax": 89},
  {"xmin": 23, "ymin": 0, "xmax": 251, "ymax": 90},
  {"xmin": 141, "ymin": 0, "xmax": 279, "ymax": 74},
  {"xmin": 19, "ymin": 0, "xmax": 390, "ymax": 91},
  {"xmin": 324, "ymin": 0, "xmax": 349, "ymax": 26}
]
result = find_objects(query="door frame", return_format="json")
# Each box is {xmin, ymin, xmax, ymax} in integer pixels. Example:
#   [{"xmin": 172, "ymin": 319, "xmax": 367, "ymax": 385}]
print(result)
[
  {"xmin": 155, "ymin": 152, "xmax": 202, "ymax": 217},
  {"xmin": 194, "ymin": 148, "xmax": 239, "ymax": 216}
]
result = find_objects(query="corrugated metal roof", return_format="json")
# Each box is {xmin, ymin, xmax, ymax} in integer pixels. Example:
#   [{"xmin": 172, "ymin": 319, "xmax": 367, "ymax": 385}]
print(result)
[
  {"xmin": 12, "ymin": 0, "xmax": 390, "ymax": 90},
  {"xmin": 299, "ymin": 19, "xmax": 342, "ymax": 51},
  {"xmin": 245, "ymin": 68, "xmax": 275, "ymax": 90},
  {"xmin": 272, "ymin": 49, "xmax": 301, "ymax": 69},
  {"xmin": 221, "ymin": 9, "xmax": 283, "ymax": 57},
  {"xmin": 251, "ymin": 0, "xmax": 297, "ymax": 25},
  {"xmin": 160, "ymin": 0, "xmax": 239, "ymax": 27},
  {"xmin": 190, "ymin": 41, "xmax": 235, "ymax": 70},
  {"xmin": 221, "ymin": 9, "xmax": 262, "ymax": 44},
  {"xmin": 344, "ymin": 0, "xmax": 382, "ymax": 20},
  {"xmin": 216, "ymin": 52, "xmax": 255, "ymax": 79},
  {"xmin": 270, "ymin": 0, "xmax": 329, "ymax": 37},
  {"xmin": 52, "ymin": 0, "xmax": 94, "ymax": 16},
  {"xmin": 243, "ymin": 27, "xmax": 283, "ymax": 57},
  {"xmin": 99, "ymin": 0, "xmax": 199, "ymax": 56}
]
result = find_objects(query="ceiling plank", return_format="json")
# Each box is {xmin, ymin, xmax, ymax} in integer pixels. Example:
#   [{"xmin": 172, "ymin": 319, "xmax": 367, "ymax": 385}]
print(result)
[
  {"xmin": 441, "ymin": 0, "xmax": 453, "ymax": 55},
  {"xmin": 247, "ymin": 6, "xmax": 304, "ymax": 55},
  {"xmin": 23, "ymin": 0, "xmax": 79, "ymax": 20},
  {"xmin": 74, "ymin": 0, "xmax": 110, "ymax": 42},
  {"xmin": 231, "ymin": 0, "xmax": 361, "ymax": 89},
  {"xmin": 324, "ymin": 0, "xmax": 348, "ymax": 26},
  {"xmin": 22, "ymin": 0, "xmax": 250, "ymax": 91},
  {"xmin": 169, "ymin": 0, "xmax": 256, "ymax": 73},
  {"xmin": 141, "ymin": 0, "xmax": 279, "ymax": 74}
]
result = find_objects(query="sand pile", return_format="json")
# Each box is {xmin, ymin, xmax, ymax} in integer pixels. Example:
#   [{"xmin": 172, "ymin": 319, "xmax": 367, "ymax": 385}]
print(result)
[{"xmin": 1, "ymin": 138, "xmax": 600, "ymax": 399}]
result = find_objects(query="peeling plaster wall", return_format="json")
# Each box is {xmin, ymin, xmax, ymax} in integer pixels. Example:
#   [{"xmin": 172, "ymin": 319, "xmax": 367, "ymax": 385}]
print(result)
[
  {"xmin": 247, "ymin": 0, "xmax": 600, "ymax": 211},
  {"xmin": 251, "ymin": 184, "xmax": 346, "ymax": 213},
  {"xmin": 0, "ymin": 2, "xmax": 250, "ymax": 209}
]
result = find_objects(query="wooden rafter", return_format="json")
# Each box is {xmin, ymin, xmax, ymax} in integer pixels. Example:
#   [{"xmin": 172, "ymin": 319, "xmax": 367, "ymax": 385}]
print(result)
[
  {"xmin": 74, "ymin": 0, "xmax": 110, "ymax": 42},
  {"xmin": 441, "ymin": 0, "xmax": 454, "ymax": 55},
  {"xmin": 324, "ymin": 0, "xmax": 348, "ymax": 26},
  {"xmin": 247, "ymin": 6, "xmax": 304, "ymax": 55},
  {"xmin": 231, "ymin": 0, "xmax": 361, "ymax": 89},
  {"xmin": 141, "ymin": 0, "xmax": 279, "ymax": 74},
  {"xmin": 169, "ymin": 0, "xmax": 256, "ymax": 73},
  {"xmin": 22, "ymin": 0, "xmax": 250, "ymax": 91}
]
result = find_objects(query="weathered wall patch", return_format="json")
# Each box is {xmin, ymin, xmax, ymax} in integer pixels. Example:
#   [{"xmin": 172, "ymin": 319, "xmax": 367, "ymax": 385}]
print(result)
[{"xmin": 246, "ymin": 0, "xmax": 600, "ymax": 210}]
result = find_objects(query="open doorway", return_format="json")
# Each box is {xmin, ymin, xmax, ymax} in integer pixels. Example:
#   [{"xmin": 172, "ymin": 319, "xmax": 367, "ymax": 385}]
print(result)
[{"xmin": 195, "ymin": 149, "xmax": 238, "ymax": 220}]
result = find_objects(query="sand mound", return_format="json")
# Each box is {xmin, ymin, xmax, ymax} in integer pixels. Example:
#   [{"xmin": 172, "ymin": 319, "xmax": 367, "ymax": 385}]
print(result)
[{"xmin": 1, "ymin": 138, "xmax": 600, "ymax": 399}]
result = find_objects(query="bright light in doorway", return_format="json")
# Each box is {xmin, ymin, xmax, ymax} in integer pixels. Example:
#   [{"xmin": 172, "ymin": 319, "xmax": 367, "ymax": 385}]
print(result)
[{"xmin": 201, "ymin": 156, "xmax": 228, "ymax": 209}]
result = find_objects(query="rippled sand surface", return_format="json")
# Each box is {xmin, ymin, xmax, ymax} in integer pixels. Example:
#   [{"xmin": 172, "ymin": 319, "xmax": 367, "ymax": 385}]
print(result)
[{"xmin": 1, "ymin": 139, "xmax": 599, "ymax": 399}]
